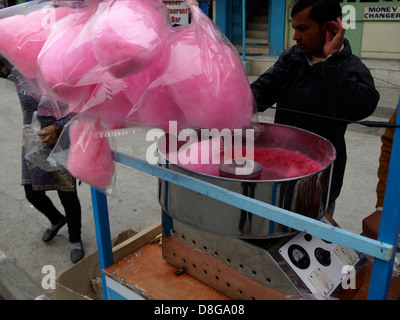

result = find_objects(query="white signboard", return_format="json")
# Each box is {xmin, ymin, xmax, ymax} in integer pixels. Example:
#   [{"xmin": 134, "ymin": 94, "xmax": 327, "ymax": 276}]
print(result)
[
  {"xmin": 164, "ymin": 1, "xmax": 190, "ymax": 25},
  {"xmin": 364, "ymin": 6, "xmax": 400, "ymax": 20}
]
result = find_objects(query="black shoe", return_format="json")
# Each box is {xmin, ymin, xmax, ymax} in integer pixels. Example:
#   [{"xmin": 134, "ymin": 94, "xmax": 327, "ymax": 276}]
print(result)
[
  {"xmin": 42, "ymin": 216, "xmax": 67, "ymax": 243},
  {"xmin": 70, "ymin": 241, "xmax": 84, "ymax": 264}
]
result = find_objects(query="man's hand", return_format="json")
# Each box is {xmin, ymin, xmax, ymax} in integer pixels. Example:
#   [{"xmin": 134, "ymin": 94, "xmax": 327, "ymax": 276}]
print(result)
[
  {"xmin": 38, "ymin": 124, "xmax": 58, "ymax": 147},
  {"xmin": 324, "ymin": 18, "xmax": 345, "ymax": 58}
]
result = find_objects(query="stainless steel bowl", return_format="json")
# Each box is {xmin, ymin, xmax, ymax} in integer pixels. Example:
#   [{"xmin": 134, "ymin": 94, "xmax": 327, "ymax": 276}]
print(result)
[{"xmin": 158, "ymin": 123, "xmax": 336, "ymax": 239}]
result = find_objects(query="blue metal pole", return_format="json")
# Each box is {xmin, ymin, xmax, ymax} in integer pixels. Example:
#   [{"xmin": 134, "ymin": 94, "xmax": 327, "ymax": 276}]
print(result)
[
  {"xmin": 269, "ymin": 0, "xmax": 285, "ymax": 55},
  {"xmin": 242, "ymin": 0, "xmax": 246, "ymax": 62},
  {"xmin": 91, "ymin": 187, "xmax": 114, "ymax": 300},
  {"xmin": 368, "ymin": 100, "xmax": 400, "ymax": 300}
]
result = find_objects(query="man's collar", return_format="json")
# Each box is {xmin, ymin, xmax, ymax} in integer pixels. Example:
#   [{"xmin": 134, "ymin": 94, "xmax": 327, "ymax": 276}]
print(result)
[{"xmin": 307, "ymin": 43, "xmax": 345, "ymax": 65}]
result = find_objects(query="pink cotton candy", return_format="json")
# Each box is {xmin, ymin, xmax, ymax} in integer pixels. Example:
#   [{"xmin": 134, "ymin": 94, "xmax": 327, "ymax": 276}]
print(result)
[
  {"xmin": 176, "ymin": 144, "xmax": 324, "ymax": 180},
  {"xmin": 124, "ymin": 73, "xmax": 186, "ymax": 131},
  {"xmin": 0, "ymin": 6, "xmax": 74, "ymax": 79},
  {"xmin": 83, "ymin": 81, "xmax": 134, "ymax": 129},
  {"xmin": 89, "ymin": 0, "xmax": 171, "ymax": 78},
  {"xmin": 253, "ymin": 148, "xmax": 324, "ymax": 179},
  {"xmin": 37, "ymin": 7, "xmax": 99, "ymax": 109},
  {"xmin": 67, "ymin": 117, "xmax": 115, "ymax": 189},
  {"xmin": 136, "ymin": 82, "xmax": 186, "ymax": 131},
  {"xmin": 235, "ymin": 147, "xmax": 323, "ymax": 180},
  {"xmin": 120, "ymin": 51, "xmax": 187, "ymax": 131},
  {"xmin": 162, "ymin": 7, "xmax": 254, "ymax": 131}
]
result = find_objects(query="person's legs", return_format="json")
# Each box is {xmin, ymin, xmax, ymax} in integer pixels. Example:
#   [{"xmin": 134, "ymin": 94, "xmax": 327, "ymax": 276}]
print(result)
[
  {"xmin": 58, "ymin": 190, "xmax": 84, "ymax": 263},
  {"xmin": 57, "ymin": 190, "xmax": 82, "ymax": 243},
  {"xmin": 24, "ymin": 185, "xmax": 67, "ymax": 242},
  {"xmin": 24, "ymin": 184, "xmax": 65, "ymax": 225}
]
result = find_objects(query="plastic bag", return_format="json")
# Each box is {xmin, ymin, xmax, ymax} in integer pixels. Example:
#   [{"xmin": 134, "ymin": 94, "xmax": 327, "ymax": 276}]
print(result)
[
  {"xmin": 88, "ymin": 0, "xmax": 171, "ymax": 78},
  {"xmin": 0, "ymin": 0, "xmax": 102, "ymax": 117},
  {"xmin": 0, "ymin": 1, "xmax": 76, "ymax": 79},
  {"xmin": 36, "ymin": 5, "xmax": 100, "ymax": 111},
  {"xmin": 23, "ymin": 111, "xmax": 62, "ymax": 171},
  {"xmin": 51, "ymin": 115, "xmax": 116, "ymax": 190}
]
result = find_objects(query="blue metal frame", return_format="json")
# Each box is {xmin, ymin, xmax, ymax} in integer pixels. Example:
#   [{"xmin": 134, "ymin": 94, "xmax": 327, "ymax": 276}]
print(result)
[
  {"xmin": 90, "ymin": 187, "xmax": 113, "ymax": 300},
  {"xmin": 91, "ymin": 111, "xmax": 400, "ymax": 299},
  {"xmin": 368, "ymin": 101, "xmax": 400, "ymax": 300}
]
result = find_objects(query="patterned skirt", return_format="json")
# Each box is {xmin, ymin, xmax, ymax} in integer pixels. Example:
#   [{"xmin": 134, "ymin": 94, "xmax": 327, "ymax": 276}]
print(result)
[{"xmin": 21, "ymin": 147, "xmax": 76, "ymax": 192}]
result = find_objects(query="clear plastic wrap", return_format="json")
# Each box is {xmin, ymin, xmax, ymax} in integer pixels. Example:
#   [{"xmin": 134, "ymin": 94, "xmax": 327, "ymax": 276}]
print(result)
[
  {"xmin": 23, "ymin": 111, "xmax": 62, "ymax": 171},
  {"xmin": 0, "ymin": 0, "xmax": 256, "ymax": 190},
  {"xmin": 36, "ymin": 4, "xmax": 101, "ymax": 113}
]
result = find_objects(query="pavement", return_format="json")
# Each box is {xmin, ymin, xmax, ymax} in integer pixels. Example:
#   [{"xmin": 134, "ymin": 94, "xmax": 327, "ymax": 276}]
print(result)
[{"xmin": 0, "ymin": 59, "xmax": 399, "ymax": 300}]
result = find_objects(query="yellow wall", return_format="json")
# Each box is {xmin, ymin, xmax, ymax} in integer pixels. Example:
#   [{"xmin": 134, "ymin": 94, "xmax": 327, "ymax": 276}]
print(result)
[{"xmin": 361, "ymin": 21, "xmax": 400, "ymax": 59}]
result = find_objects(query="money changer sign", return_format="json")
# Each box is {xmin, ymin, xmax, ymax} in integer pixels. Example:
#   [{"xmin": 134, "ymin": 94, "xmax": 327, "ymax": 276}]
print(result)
[{"xmin": 364, "ymin": 6, "xmax": 400, "ymax": 20}]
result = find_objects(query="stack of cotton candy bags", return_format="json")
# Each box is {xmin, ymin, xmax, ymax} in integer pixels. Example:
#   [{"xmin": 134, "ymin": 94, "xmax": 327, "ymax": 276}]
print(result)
[
  {"xmin": 0, "ymin": 0, "xmax": 255, "ymax": 190},
  {"xmin": 72, "ymin": 0, "xmax": 181, "ymax": 131},
  {"xmin": 159, "ymin": 3, "xmax": 254, "ymax": 131},
  {"xmin": 54, "ymin": 0, "xmax": 254, "ymax": 131},
  {"xmin": 122, "ymin": 1, "xmax": 254, "ymax": 131}
]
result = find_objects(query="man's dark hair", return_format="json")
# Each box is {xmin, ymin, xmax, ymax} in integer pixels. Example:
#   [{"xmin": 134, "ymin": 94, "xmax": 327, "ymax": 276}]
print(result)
[{"xmin": 291, "ymin": 0, "xmax": 342, "ymax": 24}]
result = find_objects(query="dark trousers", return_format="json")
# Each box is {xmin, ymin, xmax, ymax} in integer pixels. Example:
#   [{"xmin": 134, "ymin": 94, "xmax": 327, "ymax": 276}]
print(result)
[{"xmin": 24, "ymin": 185, "xmax": 82, "ymax": 243}]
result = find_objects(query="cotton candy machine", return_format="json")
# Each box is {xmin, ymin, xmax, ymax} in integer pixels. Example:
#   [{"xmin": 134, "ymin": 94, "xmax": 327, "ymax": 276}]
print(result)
[
  {"xmin": 158, "ymin": 122, "xmax": 336, "ymax": 239},
  {"xmin": 158, "ymin": 123, "xmax": 366, "ymax": 299}
]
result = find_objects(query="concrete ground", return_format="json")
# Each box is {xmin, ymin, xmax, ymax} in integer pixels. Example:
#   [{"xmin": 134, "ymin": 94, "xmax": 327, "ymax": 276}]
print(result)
[{"xmin": 0, "ymin": 60, "xmax": 398, "ymax": 300}]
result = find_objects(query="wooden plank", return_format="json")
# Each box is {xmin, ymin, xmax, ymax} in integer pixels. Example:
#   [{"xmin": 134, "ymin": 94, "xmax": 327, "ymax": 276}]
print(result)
[
  {"xmin": 104, "ymin": 241, "xmax": 230, "ymax": 300},
  {"xmin": 112, "ymin": 221, "xmax": 163, "ymax": 262}
]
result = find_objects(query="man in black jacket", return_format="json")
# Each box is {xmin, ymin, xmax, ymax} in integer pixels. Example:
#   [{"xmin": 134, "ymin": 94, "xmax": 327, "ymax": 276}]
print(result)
[{"xmin": 251, "ymin": 0, "xmax": 379, "ymax": 215}]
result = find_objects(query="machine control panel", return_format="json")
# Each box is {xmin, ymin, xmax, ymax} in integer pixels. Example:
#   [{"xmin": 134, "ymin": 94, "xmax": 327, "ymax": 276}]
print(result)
[{"xmin": 279, "ymin": 218, "xmax": 360, "ymax": 297}]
